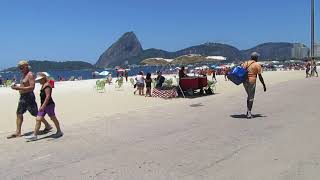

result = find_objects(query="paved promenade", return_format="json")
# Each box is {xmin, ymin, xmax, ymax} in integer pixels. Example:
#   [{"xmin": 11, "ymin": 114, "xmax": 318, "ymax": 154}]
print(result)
[{"xmin": 1, "ymin": 78, "xmax": 320, "ymax": 180}]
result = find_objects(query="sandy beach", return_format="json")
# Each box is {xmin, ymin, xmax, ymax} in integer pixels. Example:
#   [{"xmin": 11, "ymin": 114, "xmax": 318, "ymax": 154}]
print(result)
[
  {"xmin": 0, "ymin": 70, "xmax": 305, "ymax": 135},
  {"xmin": 1, "ymin": 70, "xmax": 320, "ymax": 179}
]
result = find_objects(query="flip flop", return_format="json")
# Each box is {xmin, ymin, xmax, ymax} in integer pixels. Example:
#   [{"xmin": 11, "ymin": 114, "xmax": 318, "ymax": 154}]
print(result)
[
  {"xmin": 7, "ymin": 134, "xmax": 22, "ymax": 139},
  {"xmin": 42, "ymin": 126, "xmax": 53, "ymax": 133}
]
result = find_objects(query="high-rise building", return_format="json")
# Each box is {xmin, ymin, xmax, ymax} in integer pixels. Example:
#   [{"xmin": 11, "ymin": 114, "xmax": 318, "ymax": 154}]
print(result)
[
  {"xmin": 291, "ymin": 43, "xmax": 309, "ymax": 59},
  {"xmin": 314, "ymin": 43, "xmax": 320, "ymax": 57}
]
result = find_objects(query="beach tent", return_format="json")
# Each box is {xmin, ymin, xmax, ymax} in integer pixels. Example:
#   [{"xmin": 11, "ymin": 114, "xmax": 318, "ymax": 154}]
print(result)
[{"xmin": 99, "ymin": 71, "xmax": 110, "ymax": 76}]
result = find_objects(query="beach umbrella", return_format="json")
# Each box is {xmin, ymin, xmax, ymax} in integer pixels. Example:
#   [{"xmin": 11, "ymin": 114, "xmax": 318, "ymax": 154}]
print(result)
[
  {"xmin": 93, "ymin": 71, "xmax": 99, "ymax": 76},
  {"xmin": 117, "ymin": 68, "xmax": 126, "ymax": 72},
  {"xmin": 99, "ymin": 71, "xmax": 110, "ymax": 76},
  {"xmin": 141, "ymin": 58, "xmax": 170, "ymax": 65}
]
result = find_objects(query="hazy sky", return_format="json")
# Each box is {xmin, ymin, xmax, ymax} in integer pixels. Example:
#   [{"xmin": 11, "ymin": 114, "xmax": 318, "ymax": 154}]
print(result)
[{"xmin": 0, "ymin": 0, "xmax": 312, "ymax": 68}]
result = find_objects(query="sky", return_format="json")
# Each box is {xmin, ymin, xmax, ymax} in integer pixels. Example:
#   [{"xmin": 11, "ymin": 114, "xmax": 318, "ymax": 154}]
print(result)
[{"xmin": 0, "ymin": 0, "xmax": 312, "ymax": 69}]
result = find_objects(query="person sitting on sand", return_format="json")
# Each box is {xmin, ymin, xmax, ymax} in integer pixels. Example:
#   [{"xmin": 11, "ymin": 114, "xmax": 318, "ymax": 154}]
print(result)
[
  {"xmin": 8, "ymin": 61, "xmax": 52, "ymax": 139},
  {"xmin": 25, "ymin": 72, "xmax": 63, "ymax": 141},
  {"xmin": 242, "ymin": 52, "xmax": 267, "ymax": 119},
  {"xmin": 155, "ymin": 71, "xmax": 165, "ymax": 88}
]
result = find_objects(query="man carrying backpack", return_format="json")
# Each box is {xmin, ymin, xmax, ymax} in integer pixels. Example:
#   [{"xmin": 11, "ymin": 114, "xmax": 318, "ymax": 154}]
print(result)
[{"xmin": 242, "ymin": 52, "xmax": 266, "ymax": 119}]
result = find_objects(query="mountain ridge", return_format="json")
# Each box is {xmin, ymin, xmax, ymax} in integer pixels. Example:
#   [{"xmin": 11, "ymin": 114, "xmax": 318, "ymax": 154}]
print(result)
[{"xmin": 95, "ymin": 32, "xmax": 309, "ymax": 67}]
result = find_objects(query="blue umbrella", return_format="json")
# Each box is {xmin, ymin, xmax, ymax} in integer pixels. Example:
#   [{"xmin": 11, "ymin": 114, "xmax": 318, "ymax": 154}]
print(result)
[{"xmin": 211, "ymin": 65, "xmax": 218, "ymax": 69}]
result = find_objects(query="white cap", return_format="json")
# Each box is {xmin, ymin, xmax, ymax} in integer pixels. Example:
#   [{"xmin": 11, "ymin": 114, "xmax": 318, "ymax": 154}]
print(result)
[
  {"xmin": 251, "ymin": 52, "xmax": 260, "ymax": 57},
  {"xmin": 35, "ymin": 72, "xmax": 50, "ymax": 81}
]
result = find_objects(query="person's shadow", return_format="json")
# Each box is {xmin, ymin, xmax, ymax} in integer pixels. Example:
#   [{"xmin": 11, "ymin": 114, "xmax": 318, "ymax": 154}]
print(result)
[
  {"xmin": 230, "ymin": 114, "xmax": 266, "ymax": 119},
  {"xmin": 23, "ymin": 130, "xmax": 63, "ymax": 142}
]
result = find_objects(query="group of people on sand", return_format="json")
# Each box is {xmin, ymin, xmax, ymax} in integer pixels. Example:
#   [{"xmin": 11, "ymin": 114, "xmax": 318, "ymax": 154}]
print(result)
[
  {"xmin": 134, "ymin": 71, "xmax": 165, "ymax": 97},
  {"xmin": 305, "ymin": 59, "xmax": 318, "ymax": 78},
  {"xmin": 7, "ymin": 61, "xmax": 63, "ymax": 141}
]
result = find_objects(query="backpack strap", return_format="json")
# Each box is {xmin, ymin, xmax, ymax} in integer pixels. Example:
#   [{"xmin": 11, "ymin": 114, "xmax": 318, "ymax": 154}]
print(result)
[{"xmin": 245, "ymin": 61, "xmax": 255, "ymax": 70}]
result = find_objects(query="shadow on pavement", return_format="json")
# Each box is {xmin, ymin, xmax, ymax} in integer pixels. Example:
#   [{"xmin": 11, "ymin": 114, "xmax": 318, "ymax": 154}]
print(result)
[{"xmin": 230, "ymin": 114, "xmax": 266, "ymax": 119}]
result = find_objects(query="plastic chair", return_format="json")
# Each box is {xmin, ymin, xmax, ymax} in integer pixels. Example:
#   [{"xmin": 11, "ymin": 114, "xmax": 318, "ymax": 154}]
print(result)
[
  {"xmin": 95, "ymin": 80, "xmax": 106, "ymax": 92},
  {"xmin": 115, "ymin": 77, "xmax": 124, "ymax": 88}
]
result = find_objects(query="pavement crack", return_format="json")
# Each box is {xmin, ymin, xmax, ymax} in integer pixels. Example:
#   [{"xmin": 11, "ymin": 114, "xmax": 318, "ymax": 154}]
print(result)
[{"xmin": 180, "ymin": 144, "xmax": 251, "ymax": 178}]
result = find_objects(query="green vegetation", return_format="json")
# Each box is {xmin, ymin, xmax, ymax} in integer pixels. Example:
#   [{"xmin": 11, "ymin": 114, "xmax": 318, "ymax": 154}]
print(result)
[{"xmin": 2, "ymin": 60, "xmax": 94, "ymax": 72}]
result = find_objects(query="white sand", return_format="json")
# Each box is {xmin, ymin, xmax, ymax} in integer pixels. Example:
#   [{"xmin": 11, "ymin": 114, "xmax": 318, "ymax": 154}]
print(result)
[{"xmin": 0, "ymin": 70, "xmax": 306, "ymax": 134}]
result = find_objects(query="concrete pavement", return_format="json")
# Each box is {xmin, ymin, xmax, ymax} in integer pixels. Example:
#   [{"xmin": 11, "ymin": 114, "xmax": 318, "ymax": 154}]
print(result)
[{"xmin": 0, "ymin": 78, "xmax": 320, "ymax": 180}]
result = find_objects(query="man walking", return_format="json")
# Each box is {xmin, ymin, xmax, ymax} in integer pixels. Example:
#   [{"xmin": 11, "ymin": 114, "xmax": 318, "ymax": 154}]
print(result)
[
  {"xmin": 7, "ymin": 61, "xmax": 51, "ymax": 139},
  {"xmin": 242, "ymin": 52, "xmax": 266, "ymax": 119}
]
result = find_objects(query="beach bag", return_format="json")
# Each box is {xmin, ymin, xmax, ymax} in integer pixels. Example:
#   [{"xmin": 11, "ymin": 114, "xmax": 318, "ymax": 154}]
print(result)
[
  {"xmin": 49, "ymin": 79, "xmax": 55, "ymax": 88},
  {"xmin": 227, "ymin": 62, "xmax": 254, "ymax": 85}
]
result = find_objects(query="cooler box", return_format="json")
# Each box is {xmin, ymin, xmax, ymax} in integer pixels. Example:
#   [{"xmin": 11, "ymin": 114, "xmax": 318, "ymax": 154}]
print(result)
[{"xmin": 227, "ymin": 66, "xmax": 247, "ymax": 85}]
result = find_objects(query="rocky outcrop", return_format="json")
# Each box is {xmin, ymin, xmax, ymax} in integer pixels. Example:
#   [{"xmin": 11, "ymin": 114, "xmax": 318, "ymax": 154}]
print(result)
[{"xmin": 95, "ymin": 32, "xmax": 143, "ymax": 67}]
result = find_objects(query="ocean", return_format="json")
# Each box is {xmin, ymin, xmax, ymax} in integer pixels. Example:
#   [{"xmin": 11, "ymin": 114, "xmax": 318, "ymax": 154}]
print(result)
[{"xmin": 0, "ymin": 66, "xmax": 177, "ymax": 82}]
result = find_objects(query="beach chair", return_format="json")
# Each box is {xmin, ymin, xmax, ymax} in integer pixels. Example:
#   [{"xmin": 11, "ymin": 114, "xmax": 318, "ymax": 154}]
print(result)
[
  {"xmin": 5, "ymin": 80, "xmax": 13, "ymax": 87},
  {"xmin": 115, "ymin": 77, "xmax": 124, "ymax": 88},
  {"xmin": 95, "ymin": 80, "xmax": 106, "ymax": 92},
  {"xmin": 152, "ymin": 79, "xmax": 157, "ymax": 88},
  {"xmin": 207, "ymin": 80, "xmax": 217, "ymax": 93},
  {"xmin": 164, "ymin": 78, "xmax": 174, "ymax": 87},
  {"xmin": 174, "ymin": 77, "xmax": 185, "ymax": 98},
  {"xmin": 129, "ymin": 78, "xmax": 135, "ymax": 87}
]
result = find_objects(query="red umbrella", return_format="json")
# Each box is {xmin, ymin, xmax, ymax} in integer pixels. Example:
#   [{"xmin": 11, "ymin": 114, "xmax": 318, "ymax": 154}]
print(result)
[{"xmin": 117, "ymin": 68, "xmax": 126, "ymax": 72}]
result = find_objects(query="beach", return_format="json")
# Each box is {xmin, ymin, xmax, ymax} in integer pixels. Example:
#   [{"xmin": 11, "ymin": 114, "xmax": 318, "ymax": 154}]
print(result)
[
  {"xmin": 1, "ymin": 70, "xmax": 320, "ymax": 179},
  {"xmin": 0, "ymin": 70, "xmax": 305, "ymax": 135}
]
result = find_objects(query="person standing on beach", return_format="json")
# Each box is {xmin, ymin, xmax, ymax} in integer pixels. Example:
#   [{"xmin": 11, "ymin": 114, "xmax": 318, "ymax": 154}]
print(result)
[
  {"xmin": 311, "ymin": 60, "xmax": 318, "ymax": 77},
  {"xmin": 124, "ymin": 70, "xmax": 129, "ymax": 82},
  {"xmin": 145, "ymin": 73, "xmax": 152, "ymax": 97},
  {"xmin": 25, "ymin": 72, "xmax": 63, "ymax": 141},
  {"xmin": 135, "ymin": 71, "xmax": 145, "ymax": 95},
  {"xmin": 305, "ymin": 60, "xmax": 311, "ymax": 78},
  {"xmin": 212, "ymin": 68, "xmax": 217, "ymax": 82},
  {"xmin": 242, "ymin": 52, "xmax": 266, "ymax": 119},
  {"xmin": 8, "ymin": 61, "xmax": 52, "ymax": 139}
]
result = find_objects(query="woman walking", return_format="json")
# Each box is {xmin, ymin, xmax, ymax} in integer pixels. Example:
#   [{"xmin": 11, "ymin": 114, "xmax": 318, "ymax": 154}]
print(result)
[{"xmin": 26, "ymin": 72, "xmax": 63, "ymax": 141}]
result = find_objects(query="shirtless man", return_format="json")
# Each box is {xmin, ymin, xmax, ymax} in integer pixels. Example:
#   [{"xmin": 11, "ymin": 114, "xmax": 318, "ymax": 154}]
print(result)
[{"xmin": 7, "ymin": 61, "xmax": 51, "ymax": 139}]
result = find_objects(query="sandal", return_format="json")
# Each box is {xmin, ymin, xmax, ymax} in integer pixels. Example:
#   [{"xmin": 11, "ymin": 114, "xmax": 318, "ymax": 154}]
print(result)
[{"xmin": 42, "ymin": 126, "xmax": 53, "ymax": 133}]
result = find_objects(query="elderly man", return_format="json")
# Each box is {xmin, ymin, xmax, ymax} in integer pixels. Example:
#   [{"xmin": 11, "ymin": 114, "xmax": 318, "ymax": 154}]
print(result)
[
  {"xmin": 7, "ymin": 61, "xmax": 51, "ymax": 139},
  {"xmin": 242, "ymin": 52, "xmax": 267, "ymax": 119}
]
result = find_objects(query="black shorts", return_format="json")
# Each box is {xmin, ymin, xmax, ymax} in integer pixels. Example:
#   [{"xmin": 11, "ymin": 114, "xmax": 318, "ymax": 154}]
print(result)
[{"xmin": 17, "ymin": 92, "xmax": 38, "ymax": 116}]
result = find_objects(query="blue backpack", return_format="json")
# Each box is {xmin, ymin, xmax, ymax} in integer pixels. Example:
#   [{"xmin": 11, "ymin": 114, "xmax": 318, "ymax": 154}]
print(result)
[{"xmin": 227, "ymin": 62, "xmax": 254, "ymax": 85}]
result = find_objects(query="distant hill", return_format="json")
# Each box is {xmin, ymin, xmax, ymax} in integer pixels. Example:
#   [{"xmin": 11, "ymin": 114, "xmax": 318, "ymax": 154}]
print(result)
[
  {"xmin": 2, "ymin": 60, "xmax": 94, "ymax": 72},
  {"xmin": 96, "ymin": 32, "xmax": 308, "ymax": 67},
  {"xmin": 241, "ymin": 42, "xmax": 295, "ymax": 60}
]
